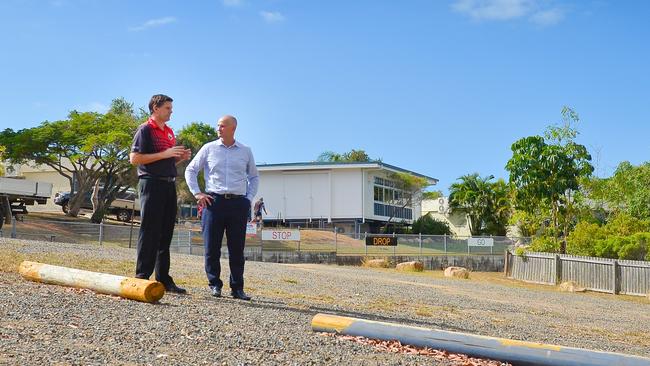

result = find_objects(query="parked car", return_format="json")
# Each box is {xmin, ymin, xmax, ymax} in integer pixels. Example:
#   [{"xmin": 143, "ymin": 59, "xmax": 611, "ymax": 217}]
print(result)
[{"xmin": 54, "ymin": 189, "xmax": 140, "ymax": 222}]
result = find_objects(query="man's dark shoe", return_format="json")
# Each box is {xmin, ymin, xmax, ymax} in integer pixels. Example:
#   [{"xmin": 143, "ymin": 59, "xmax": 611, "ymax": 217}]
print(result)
[
  {"xmin": 231, "ymin": 289, "xmax": 251, "ymax": 301},
  {"xmin": 210, "ymin": 287, "xmax": 222, "ymax": 297},
  {"xmin": 164, "ymin": 283, "xmax": 187, "ymax": 294}
]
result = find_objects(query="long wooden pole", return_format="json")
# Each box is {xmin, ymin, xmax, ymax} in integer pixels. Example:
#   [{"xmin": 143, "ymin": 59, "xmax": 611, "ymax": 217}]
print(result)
[
  {"xmin": 311, "ymin": 314, "xmax": 650, "ymax": 366},
  {"xmin": 19, "ymin": 261, "xmax": 165, "ymax": 303}
]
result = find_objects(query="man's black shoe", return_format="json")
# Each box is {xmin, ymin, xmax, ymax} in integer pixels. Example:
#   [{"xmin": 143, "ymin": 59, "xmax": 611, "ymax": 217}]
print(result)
[
  {"xmin": 164, "ymin": 283, "xmax": 187, "ymax": 294},
  {"xmin": 231, "ymin": 289, "xmax": 251, "ymax": 301},
  {"xmin": 210, "ymin": 287, "xmax": 222, "ymax": 297}
]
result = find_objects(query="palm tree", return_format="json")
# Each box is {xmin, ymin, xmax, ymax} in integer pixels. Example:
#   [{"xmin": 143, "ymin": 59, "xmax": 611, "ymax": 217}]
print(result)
[{"xmin": 449, "ymin": 173, "xmax": 511, "ymax": 236}]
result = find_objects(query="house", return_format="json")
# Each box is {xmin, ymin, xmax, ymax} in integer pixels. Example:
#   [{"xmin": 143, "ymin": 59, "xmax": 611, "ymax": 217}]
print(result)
[
  {"xmin": 420, "ymin": 197, "xmax": 472, "ymax": 237},
  {"xmin": 253, "ymin": 162, "xmax": 437, "ymax": 234}
]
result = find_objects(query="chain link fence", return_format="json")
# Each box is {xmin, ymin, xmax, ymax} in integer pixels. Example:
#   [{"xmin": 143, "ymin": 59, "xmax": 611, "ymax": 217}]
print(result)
[{"xmin": 1, "ymin": 216, "xmax": 531, "ymax": 257}]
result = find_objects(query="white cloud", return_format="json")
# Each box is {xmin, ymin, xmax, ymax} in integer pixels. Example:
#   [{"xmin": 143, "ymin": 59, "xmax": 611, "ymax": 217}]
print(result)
[
  {"xmin": 530, "ymin": 8, "xmax": 564, "ymax": 26},
  {"xmin": 451, "ymin": 0, "xmax": 565, "ymax": 25},
  {"xmin": 260, "ymin": 11, "xmax": 285, "ymax": 23},
  {"xmin": 452, "ymin": 0, "xmax": 532, "ymax": 20},
  {"xmin": 223, "ymin": 0, "xmax": 242, "ymax": 6},
  {"xmin": 129, "ymin": 17, "xmax": 177, "ymax": 32}
]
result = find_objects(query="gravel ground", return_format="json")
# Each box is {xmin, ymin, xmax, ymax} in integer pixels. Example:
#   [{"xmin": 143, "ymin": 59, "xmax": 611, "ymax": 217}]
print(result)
[{"xmin": 1, "ymin": 238, "xmax": 649, "ymax": 365}]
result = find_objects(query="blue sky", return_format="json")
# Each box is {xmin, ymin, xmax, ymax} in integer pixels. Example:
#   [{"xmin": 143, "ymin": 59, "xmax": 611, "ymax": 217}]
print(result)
[{"xmin": 1, "ymin": 0, "xmax": 648, "ymax": 193}]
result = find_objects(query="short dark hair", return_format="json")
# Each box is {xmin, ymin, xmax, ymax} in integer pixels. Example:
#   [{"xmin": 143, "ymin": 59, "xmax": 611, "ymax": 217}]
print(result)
[{"xmin": 148, "ymin": 94, "xmax": 173, "ymax": 114}]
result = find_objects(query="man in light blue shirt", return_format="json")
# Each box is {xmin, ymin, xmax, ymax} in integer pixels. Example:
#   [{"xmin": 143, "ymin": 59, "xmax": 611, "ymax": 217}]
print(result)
[{"xmin": 185, "ymin": 115, "xmax": 259, "ymax": 300}]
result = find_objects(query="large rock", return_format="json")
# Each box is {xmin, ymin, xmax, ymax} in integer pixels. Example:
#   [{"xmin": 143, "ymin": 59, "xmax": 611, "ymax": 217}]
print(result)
[
  {"xmin": 396, "ymin": 261, "xmax": 424, "ymax": 272},
  {"xmin": 444, "ymin": 266, "xmax": 470, "ymax": 279},
  {"xmin": 559, "ymin": 281, "xmax": 586, "ymax": 293},
  {"xmin": 363, "ymin": 258, "xmax": 389, "ymax": 268}
]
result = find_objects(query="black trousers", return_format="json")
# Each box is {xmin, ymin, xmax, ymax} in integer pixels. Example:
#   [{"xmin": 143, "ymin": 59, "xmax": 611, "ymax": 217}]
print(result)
[
  {"xmin": 135, "ymin": 178, "xmax": 177, "ymax": 285},
  {"xmin": 202, "ymin": 195, "xmax": 249, "ymax": 291}
]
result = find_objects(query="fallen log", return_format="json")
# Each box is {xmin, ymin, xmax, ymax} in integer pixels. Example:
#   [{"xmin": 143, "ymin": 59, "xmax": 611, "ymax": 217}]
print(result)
[{"xmin": 18, "ymin": 261, "xmax": 165, "ymax": 303}]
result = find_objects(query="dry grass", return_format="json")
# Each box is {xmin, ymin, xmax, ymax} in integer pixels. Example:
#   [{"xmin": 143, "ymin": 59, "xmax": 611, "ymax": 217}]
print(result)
[
  {"xmin": 361, "ymin": 257, "xmax": 390, "ymax": 268},
  {"xmin": 0, "ymin": 248, "xmax": 133, "ymax": 277}
]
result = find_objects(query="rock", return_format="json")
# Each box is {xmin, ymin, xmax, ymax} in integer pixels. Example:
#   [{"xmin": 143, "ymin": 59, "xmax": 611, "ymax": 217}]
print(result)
[
  {"xmin": 559, "ymin": 281, "xmax": 586, "ymax": 293},
  {"xmin": 363, "ymin": 258, "xmax": 389, "ymax": 268},
  {"xmin": 396, "ymin": 261, "xmax": 423, "ymax": 272},
  {"xmin": 444, "ymin": 266, "xmax": 470, "ymax": 279}
]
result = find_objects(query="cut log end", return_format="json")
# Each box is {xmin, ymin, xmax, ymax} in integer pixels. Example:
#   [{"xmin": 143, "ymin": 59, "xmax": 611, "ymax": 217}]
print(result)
[{"xmin": 120, "ymin": 278, "xmax": 166, "ymax": 303}]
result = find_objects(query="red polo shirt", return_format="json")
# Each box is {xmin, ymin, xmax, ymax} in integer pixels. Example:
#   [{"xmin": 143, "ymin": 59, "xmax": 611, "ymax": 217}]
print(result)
[{"xmin": 131, "ymin": 118, "xmax": 177, "ymax": 177}]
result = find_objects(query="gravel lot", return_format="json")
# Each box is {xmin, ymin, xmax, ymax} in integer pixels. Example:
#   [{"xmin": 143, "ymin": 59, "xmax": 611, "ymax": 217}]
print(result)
[{"xmin": 1, "ymin": 238, "xmax": 649, "ymax": 365}]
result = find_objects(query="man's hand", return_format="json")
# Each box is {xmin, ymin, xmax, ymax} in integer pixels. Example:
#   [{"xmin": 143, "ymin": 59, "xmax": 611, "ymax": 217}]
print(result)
[
  {"xmin": 195, "ymin": 193, "xmax": 214, "ymax": 207},
  {"xmin": 163, "ymin": 146, "xmax": 188, "ymax": 159}
]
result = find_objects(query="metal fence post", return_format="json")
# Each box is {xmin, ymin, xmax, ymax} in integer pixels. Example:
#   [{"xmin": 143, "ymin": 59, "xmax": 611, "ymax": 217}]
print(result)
[
  {"xmin": 11, "ymin": 217, "xmax": 17, "ymax": 239},
  {"xmin": 99, "ymin": 221, "xmax": 104, "ymax": 246},
  {"xmin": 185, "ymin": 228, "xmax": 190, "ymax": 254},
  {"xmin": 419, "ymin": 233, "xmax": 422, "ymax": 256},
  {"xmin": 443, "ymin": 235, "xmax": 447, "ymax": 253},
  {"xmin": 334, "ymin": 227, "xmax": 338, "ymax": 254},
  {"xmin": 298, "ymin": 227, "xmax": 301, "ymax": 252},
  {"xmin": 364, "ymin": 232, "xmax": 367, "ymax": 255},
  {"xmin": 555, "ymin": 254, "xmax": 562, "ymax": 284}
]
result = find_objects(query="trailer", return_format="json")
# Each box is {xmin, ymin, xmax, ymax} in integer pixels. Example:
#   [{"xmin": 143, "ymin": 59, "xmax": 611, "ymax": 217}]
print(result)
[{"xmin": 0, "ymin": 177, "xmax": 53, "ymax": 230}]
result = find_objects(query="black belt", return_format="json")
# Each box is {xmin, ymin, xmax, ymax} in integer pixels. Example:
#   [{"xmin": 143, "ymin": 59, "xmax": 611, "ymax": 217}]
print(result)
[
  {"xmin": 140, "ymin": 176, "xmax": 176, "ymax": 182},
  {"xmin": 208, "ymin": 192, "xmax": 244, "ymax": 199}
]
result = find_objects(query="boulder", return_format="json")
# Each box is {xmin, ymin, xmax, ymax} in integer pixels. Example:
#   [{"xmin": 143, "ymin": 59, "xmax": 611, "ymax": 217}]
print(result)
[
  {"xmin": 444, "ymin": 266, "xmax": 470, "ymax": 279},
  {"xmin": 363, "ymin": 258, "xmax": 389, "ymax": 268},
  {"xmin": 396, "ymin": 261, "xmax": 424, "ymax": 272},
  {"xmin": 559, "ymin": 281, "xmax": 586, "ymax": 293}
]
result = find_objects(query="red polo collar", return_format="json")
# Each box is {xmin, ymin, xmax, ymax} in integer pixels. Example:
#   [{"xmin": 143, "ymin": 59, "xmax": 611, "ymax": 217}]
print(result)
[{"xmin": 147, "ymin": 117, "xmax": 170, "ymax": 131}]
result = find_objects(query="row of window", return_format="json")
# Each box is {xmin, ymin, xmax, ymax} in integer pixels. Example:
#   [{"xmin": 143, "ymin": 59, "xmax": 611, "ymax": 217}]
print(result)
[{"xmin": 373, "ymin": 203, "xmax": 413, "ymax": 220}]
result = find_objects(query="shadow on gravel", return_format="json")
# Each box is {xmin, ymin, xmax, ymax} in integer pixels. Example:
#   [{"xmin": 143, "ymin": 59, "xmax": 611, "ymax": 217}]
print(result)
[{"xmin": 207, "ymin": 296, "xmax": 476, "ymax": 334}]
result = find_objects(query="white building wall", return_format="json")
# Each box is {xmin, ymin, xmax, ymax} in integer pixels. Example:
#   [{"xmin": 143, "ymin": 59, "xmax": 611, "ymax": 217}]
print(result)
[{"xmin": 330, "ymin": 169, "xmax": 362, "ymax": 219}]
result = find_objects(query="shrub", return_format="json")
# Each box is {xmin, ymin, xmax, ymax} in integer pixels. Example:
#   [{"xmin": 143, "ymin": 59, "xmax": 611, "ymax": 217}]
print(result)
[
  {"xmin": 567, "ymin": 222, "xmax": 604, "ymax": 256},
  {"xmin": 530, "ymin": 236, "xmax": 560, "ymax": 253},
  {"xmin": 411, "ymin": 214, "xmax": 452, "ymax": 235}
]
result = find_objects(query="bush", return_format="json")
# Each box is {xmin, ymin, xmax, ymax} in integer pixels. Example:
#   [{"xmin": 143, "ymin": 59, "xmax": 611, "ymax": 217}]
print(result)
[
  {"xmin": 592, "ymin": 233, "xmax": 650, "ymax": 260},
  {"xmin": 530, "ymin": 236, "xmax": 560, "ymax": 253},
  {"xmin": 567, "ymin": 222, "xmax": 604, "ymax": 256},
  {"xmin": 411, "ymin": 214, "xmax": 452, "ymax": 235}
]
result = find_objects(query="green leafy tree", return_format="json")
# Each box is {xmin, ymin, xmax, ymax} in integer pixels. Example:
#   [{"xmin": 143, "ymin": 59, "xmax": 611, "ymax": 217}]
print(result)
[
  {"xmin": 422, "ymin": 190, "xmax": 443, "ymax": 200},
  {"xmin": 87, "ymin": 98, "xmax": 143, "ymax": 222},
  {"xmin": 0, "ymin": 146, "xmax": 5, "ymax": 176},
  {"xmin": 382, "ymin": 172, "xmax": 430, "ymax": 233},
  {"xmin": 448, "ymin": 173, "xmax": 510, "ymax": 235},
  {"xmin": 0, "ymin": 98, "xmax": 141, "ymax": 220},
  {"xmin": 506, "ymin": 107, "xmax": 594, "ymax": 253},
  {"xmin": 317, "ymin": 149, "xmax": 373, "ymax": 162},
  {"xmin": 411, "ymin": 213, "xmax": 452, "ymax": 235},
  {"xmin": 175, "ymin": 122, "xmax": 219, "ymax": 204},
  {"xmin": 587, "ymin": 161, "xmax": 650, "ymax": 220}
]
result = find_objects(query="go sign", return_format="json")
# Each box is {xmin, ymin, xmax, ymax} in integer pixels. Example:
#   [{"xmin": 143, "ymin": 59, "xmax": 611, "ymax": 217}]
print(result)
[{"xmin": 365, "ymin": 236, "xmax": 397, "ymax": 246}]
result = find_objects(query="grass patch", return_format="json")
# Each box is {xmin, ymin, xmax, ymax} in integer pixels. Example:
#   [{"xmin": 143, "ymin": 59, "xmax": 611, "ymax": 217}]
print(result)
[
  {"xmin": 282, "ymin": 278, "xmax": 298, "ymax": 284},
  {"xmin": 0, "ymin": 249, "xmax": 133, "ymax": 275}
]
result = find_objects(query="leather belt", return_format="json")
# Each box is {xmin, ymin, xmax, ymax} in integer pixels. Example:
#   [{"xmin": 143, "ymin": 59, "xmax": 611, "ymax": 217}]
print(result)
[
  {"xmin": 208, "ymin": 192, "xmax": 244, "ymax": 199},
  {"xmin": 140, "ymin": 176, "xmax": 176, "ymax": 182}
]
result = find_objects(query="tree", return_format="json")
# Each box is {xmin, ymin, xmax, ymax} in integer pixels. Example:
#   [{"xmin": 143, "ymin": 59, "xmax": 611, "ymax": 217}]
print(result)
[
  {"xmin": 0, "ymin": 98, "xmax": 142, "ymax": 220},
  {"xmin": 87, "ymin": 98, "xmax": 143, "ymax": 222},
  {"xmin": 382, "ymin": 172, "xmax": 430, "ymax": 232},
  {"xmin": 411, "ymin": 213, "xmax": 452, "ymax": 235},
  {"xmin": 448, "ymin": 173, "xmax": 510, "ymax": 235},
  {"xmin": 505, "ymin": 107, "xmax": 594, "ymax": 253},
  {"xmin": 587, "ymin": 161, "xmax": 650, "ymax": 221},
  {"xmin": 175, "ymin": 122, "xmax": 219, "ymax": 204},
  {"xmin": 422, "ymin": 190, "xmax": 443, "ymax": 200},
  {"xmin": 317, "ymin": 149, "xmax": 373, "ymax": 162},
  {"xmin": 0, "ymin": 146, "xmax": 5, "ymax": 176}
]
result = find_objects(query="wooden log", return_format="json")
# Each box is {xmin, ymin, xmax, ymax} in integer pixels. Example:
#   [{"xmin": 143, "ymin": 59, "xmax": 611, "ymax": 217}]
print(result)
[
  {"xmin": 18, "ymin": 261, "xmax": 165, "ymax": 303},
  {"xmin": 311, "ymin": 313, "xmax": 650, "ymax": 366}
]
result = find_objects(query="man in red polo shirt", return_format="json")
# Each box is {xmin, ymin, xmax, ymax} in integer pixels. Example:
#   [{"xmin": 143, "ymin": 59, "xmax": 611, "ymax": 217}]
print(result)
[{"xmin": 129, "ymin": 94, "xmax": 191, "ymax": 294}]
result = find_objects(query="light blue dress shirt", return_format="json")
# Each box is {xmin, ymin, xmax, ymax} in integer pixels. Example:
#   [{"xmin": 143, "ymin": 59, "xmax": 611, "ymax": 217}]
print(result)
[{"xmin": 185, "ymin": 139, "xmax": 259, "ymax": 202}]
